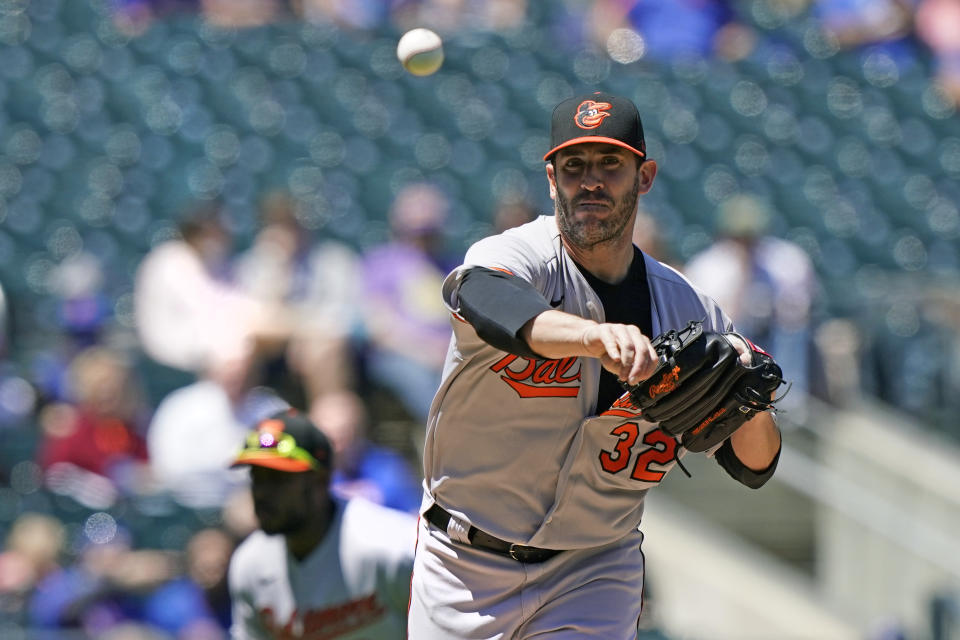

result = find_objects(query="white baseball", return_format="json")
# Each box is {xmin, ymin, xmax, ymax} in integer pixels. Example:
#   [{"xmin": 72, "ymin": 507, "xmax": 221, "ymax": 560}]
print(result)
[{"xmin": 396, "ymin": 28, "xmax": 444, "ymax": 76}]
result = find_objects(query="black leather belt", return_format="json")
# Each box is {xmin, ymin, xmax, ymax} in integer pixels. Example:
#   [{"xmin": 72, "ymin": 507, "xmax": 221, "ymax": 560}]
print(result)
[{"xmin": 424, "ymin": 503, "xmax": 563, "ymax": 564}]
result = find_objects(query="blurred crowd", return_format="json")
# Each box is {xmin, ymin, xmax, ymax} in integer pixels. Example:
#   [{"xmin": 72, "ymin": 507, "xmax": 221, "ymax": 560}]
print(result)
[
  {"xmin": 0, "ymin": 0, "xmax": 958, "ymax": 638},
  {"xmin": 113, "ymin": 0, "xmax": 960, "ymax": 107},
  {"xmin": 0, "ymin": 179, "xmax": 470, "ymax": 637}
]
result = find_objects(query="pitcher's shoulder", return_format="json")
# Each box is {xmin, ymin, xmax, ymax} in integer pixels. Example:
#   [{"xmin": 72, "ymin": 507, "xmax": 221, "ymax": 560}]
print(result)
[{"xmin": 643, "ymin": 253, "xmax": 695, "ymax": 289}]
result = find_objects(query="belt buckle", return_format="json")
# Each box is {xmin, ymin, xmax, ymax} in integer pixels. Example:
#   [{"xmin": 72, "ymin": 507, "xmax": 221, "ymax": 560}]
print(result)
[{"xmin": 508, "ymin": 544, "xmax": 542, "ymax": 563}]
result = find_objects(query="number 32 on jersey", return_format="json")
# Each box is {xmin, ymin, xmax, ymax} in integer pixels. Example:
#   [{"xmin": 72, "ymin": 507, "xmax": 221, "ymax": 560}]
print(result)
[{"xmin": 598, "ymin": 422, "xmax": 679, "ymax": 484}]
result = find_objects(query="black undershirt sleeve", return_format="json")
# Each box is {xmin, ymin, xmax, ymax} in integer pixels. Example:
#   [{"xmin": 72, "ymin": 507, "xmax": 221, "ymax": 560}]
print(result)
[
  {"xmin": 456, "ymin": 267, "xmax": 552, "ymax": 358},
  {"xmin": 714, "ymin": 438, "xmax": 781, "ymax": 489}
]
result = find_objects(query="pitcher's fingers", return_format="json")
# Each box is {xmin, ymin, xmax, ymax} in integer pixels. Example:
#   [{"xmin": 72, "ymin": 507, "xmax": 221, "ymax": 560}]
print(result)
[
  {"xmin": 595, "ymin": 328, "xmax": 624, "ymax": 373},
  {"xmin": 625, "ymin": 327, "xmax": 656, "ymax": 385}
]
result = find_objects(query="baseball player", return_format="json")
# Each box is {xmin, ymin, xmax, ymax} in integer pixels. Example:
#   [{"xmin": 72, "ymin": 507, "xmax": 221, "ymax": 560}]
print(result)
[
  {"xmin": 407, "ymin": 92, "xmax": 782, "ymax": 639},
  {"xmin": 227, "ymin": 408, "xmax": 417, "ymax": 639}
]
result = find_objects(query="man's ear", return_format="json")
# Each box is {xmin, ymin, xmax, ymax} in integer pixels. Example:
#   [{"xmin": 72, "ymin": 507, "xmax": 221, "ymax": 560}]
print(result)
[
  {"xmin": 545, "ymin": 161, "xmax": 558, "ymax": 201},
  {"xmin": 637, "ymin": 160, "xmax": 657, "ymax": 194}
]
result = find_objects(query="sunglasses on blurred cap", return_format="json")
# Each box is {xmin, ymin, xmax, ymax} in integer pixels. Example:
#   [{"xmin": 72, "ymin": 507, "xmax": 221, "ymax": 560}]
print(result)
[{"xmin": 232, "ymin": 410, "xmax": 332, "ymax": 472}]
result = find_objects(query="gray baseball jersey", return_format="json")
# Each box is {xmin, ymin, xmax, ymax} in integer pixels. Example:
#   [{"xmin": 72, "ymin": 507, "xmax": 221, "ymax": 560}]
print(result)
[
  {"xmin": 228, "ymin": 495, "xmax": 416, "ymax": 639},
  {"xmin": 422, "ymin": 214, "xmax": 732, "ymax": 547}
]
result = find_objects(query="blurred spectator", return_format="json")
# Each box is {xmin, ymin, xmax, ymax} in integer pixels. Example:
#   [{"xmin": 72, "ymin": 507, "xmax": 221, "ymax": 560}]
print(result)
[
  {"xmin": 915, "ymin": 0, "xmax": 960, "ymax": 105},
  {"xmin": 813, "ymin": 0, "xmax": 914, "ymax": 45},
  {"xmin": 492, "ymin": 197, "xmax": 538, "ymax": 235},
  {"xmin": 0, "ymin": 513, "xmax": 66, "ymax": 625},
  {"xmin": 25, "ymin": 254, "xmax": 112, "ymax": 418},
  {"xmin": 201, "ymin": 0, "xmax": 293, "ymax": 27},
  {"xmin": 308, "ymin": 390, "xmax": 422, "ymax": 514},
  {"xmin": 49, "ymin": 252, "xmax": 112, "ymax": 350},
  {"xmin": 141, "ymin": 527, "xmax": 235, "ymax": 637},
  {"xmin": 360, "ymin": 183, "xmax": 457, "ymax": 423},
  {"xmin": 813, "ymin": 318, "xmax": 863, "ymax": 408},
  {"xmin": 23, "ymin": 522, "xmax": 230, "ymax": 637},
  {"xmin": 133, "ymin": 203, "xmax": 291, "ymax": 380},
  {"xmin": 390, "ymin": 0, "xmax": 527, "ymax": 33},
  {"xmin": 112, "ymin": 0, "xmax": 293, "ymax": 34},
  {"xmin": 683, "ymin": 194, "xmax": 820, "ymax": 403},
  {"xmin": 228, "ymin": 409, "xmax": 417, "ymax": 639},
  {"xmin": 589, "ymin": 0, "xmax": 741, "ymax": 61},
  {"xmin": 301, "ymin": 0, "xmax": 393, "ymax": 31},
  {"xmin": 147, "ymin": 353, "xmax": 289, "ymax": 510},
  {"xmin": 632, "ymin": 209, "xmax": 676, "ymax": 266},
  {"xmin": 27, "ymin": 526, "xmax": 181, "ymax": 635},
  {"xmin": 37, "ymin": 346, "xmax": 151, "ymax": 508},
  {"xmin": 234, "ymin": 191, "xmax": 362, "ymax": 408}
]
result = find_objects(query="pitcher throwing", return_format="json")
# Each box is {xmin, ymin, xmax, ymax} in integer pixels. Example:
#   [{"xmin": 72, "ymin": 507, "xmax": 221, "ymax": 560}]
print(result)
[{"xmin": 408, "ymin": 92, "xmax": 784, "ymax": 639}]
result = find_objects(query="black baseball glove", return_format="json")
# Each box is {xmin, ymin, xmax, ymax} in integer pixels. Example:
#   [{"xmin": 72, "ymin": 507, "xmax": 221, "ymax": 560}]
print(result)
[{"xmin": 622, "ymin": 321, "xmax": 788, "ymax": 453}]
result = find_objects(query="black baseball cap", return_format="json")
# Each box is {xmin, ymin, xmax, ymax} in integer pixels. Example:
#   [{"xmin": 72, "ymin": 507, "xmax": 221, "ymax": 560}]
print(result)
[
  {"xmin": 232, "ymin": 409, "xmax": 332, "ymax": 473},
  {"xmin": 543, "ymin": 92, "xmax": 646, "ymax": 161}
]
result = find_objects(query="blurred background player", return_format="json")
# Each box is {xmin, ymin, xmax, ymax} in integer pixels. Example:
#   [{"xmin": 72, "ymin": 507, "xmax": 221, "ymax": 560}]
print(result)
[
  {"xmin": 684, "ymin": 193, "xmax": 821, "ymax": 404},
  {"xmin": 227, "ymin": 409, "xmax": 416, "ymax": 639}
]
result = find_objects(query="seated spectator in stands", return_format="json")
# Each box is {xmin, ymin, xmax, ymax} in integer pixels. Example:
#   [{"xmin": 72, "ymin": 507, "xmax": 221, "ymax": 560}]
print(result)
[
  {"xmin": 309, "ymin": 390, "xmax": 421, "ymax": 514},
  {"xmin": 228, "ymin": 409, "xmax": 416, "ymax": 639},
  {"xmin": 813, "ymin": 0, "xmax": 914, "ymax": 50},
  {"xmin": 632, "ymin": 209, "xmax": 676, "ymax": 266},
  {"xmin": 589, "ymin": 0, "xmax": 741, "ymax": 61},
  {"xmin": 26, "ymin": 254, "xmax": 111, "ymax": 420},
  {"xmin": 37, "ymin": 346, "xmax": 151, "ymax": 507},
  {"xmin": 27, "ymin": 524, "xmax": 181, "ymax": 635},
  {"xmin": 492, "ymin": 196, "xmax": 538, "ymax": 235},
  {"xmin": 24, "ymin": 523, "xmax": 235, "ymax": 637},
  {"xmin": 0, "ymin": 513, "xmax": 66, "ymax": 627},
  {"xmin": 142, "ymin": 527, "xmax": 236, "ymax": 636},
  {"xmin": 234, "ymin": 190, "xmax": 362, "ymax": 408},
  {"xmin": 147, "ymin": 353, "xmax": 289, "ymax": 509},
  {"xmin": 133, "ymin": 202, "xmax": 291, "ymax": 380},
  {"xmin": 683, "ymin": 194, "xmax": 820, "ymax": 403},
  {"xmin": 49, "ymin": 251, "xmax": 112, "ymax": 350},
  {"xmin": 916, "ymin": 0, "xmax": 960, "ymax": 105},
  {"xmin": 113, "ymin": 0, "xmax": 289, "ymax": 35},
  {"xmin": 360, "ymin": 183, "xmax": 458, "ymax": 423}
]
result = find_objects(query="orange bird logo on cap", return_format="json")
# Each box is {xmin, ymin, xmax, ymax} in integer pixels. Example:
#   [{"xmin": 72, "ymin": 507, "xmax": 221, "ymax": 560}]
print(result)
[{"xmin": 575, "ymin": 100, "xmax": 611, "ymax": 129}]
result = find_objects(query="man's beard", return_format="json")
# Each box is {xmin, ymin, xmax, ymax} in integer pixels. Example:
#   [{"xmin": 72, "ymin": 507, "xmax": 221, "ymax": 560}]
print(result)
[{"xmin": 555, "ymin": 173, "xmax": 641, "ymax": 249}]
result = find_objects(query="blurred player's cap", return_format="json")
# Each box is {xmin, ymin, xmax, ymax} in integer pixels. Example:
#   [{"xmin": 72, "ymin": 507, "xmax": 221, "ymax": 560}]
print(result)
[
  {"xmin": 232, "ymin": 409, "xmax": 332, "ymax": 472},
  {"xmin": 544, "ymin": 92, "xmax": 646, "ymax": 161}
]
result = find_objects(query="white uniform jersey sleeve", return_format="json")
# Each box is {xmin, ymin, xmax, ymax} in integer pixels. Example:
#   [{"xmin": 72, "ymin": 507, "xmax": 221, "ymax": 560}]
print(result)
[{"xmin": 228, "ymin": 496, "xmax": 417, "ymax": 639}]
